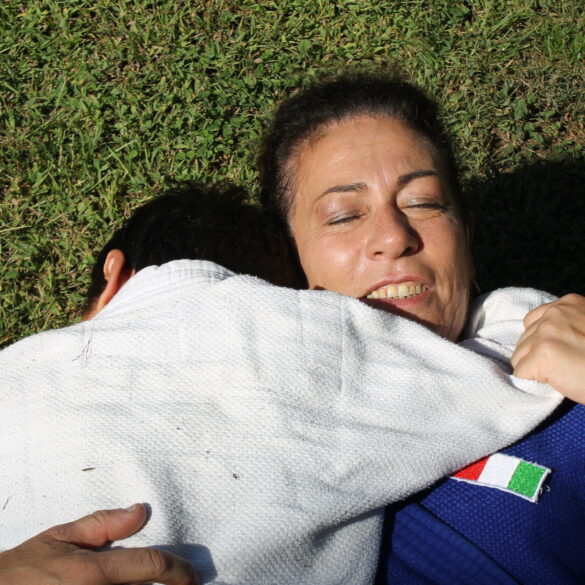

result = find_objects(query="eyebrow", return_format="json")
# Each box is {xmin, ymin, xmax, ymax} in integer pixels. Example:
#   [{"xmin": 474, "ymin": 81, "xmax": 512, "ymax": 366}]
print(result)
[
  {"xmin": 397, "ymin": 169, "xmax": 439, "ymax": 187},
  {"xmin": 319, "ymin": 182, "xmax": 368, "ymax": 198}
]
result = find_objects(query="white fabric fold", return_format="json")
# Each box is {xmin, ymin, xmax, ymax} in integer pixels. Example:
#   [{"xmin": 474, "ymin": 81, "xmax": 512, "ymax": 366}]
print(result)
[{"xmin": 0, "ymin": 260, "xmax": 561, "ymax": 585}]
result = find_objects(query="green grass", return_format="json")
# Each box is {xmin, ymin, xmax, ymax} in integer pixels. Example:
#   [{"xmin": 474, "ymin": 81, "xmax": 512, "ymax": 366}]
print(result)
[{"xmin": 1, "ymin": 0, "xmax": 584, "ymax": 347}]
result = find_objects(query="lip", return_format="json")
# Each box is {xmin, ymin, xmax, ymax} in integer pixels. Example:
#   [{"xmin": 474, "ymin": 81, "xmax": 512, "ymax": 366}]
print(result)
[
  {"xmin": 359, "ymin": 275, "xmax": 433, "ymax": 315},
  {"xmin": 362, "ymin": 275, "xmax": 432, "ymax": 298}
]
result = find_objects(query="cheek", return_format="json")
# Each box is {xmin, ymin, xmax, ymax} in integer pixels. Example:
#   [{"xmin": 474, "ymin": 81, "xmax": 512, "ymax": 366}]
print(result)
[
  {"xmin": 452, "ymin": 233, "xmax": 473, "ymax": 290},
  {"xmin": 299, "ymin": 234, "xmax": 362, "ymax": 292},
  {"xmin": 432, "ymin": 222, "xmax": 471, "ymax": 284},
  {"xmin": 428, "ymin": 227, "xmax": 472, "ymax": 340}
]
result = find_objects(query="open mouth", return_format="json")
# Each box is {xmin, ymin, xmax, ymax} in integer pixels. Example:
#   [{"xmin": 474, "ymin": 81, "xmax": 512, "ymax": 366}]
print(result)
[{"xmin": 365, "ymin": 282, "xmax": 429, "ymax": 300}]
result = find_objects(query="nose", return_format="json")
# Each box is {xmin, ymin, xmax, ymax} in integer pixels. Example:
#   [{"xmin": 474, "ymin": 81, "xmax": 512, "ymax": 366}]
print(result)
[{"xmin": 366, "ymin": 206, "xmax": 421, "ymax": 260}]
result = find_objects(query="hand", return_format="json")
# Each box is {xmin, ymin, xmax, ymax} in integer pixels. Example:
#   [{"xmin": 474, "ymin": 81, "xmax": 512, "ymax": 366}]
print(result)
[
  {"xmin": 0, "ymin": 504, "xmax": 199, "ymax": 585},
  {"xmin": 511, "ymin": 293, "xmax": 585, "ymax": 403}
]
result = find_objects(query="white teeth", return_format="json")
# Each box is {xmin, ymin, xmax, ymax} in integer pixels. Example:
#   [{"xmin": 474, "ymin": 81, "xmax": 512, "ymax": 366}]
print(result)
[{"xmin": 366, "ymin": 283, "xmax": 428, "ymax": 300}]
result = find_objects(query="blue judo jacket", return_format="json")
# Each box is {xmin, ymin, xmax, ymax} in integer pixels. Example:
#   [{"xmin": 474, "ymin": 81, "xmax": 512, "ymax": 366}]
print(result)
[{"xmin": 378, "ymin": 402, "xmax": 585, "ymax": 585}]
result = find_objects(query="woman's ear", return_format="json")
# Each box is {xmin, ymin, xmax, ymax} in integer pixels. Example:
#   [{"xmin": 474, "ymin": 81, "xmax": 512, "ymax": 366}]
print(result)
[{"xmin": 93, "ymin": 249, "xmax": 134, "ymax": 314}]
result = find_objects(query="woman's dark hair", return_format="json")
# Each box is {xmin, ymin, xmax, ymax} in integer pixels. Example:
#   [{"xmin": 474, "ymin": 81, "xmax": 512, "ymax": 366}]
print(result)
[
  {"xmin": 83, "ymin": 182, "xmax": 300, "ymax": 314},
  {"xmin": 259, "ymin": 72, "xmax": 467, "ymax": 225}
]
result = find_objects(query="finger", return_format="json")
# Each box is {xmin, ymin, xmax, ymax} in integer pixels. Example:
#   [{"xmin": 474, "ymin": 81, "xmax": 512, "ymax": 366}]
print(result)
[
  {"xmin": 511, "ymin": 350, "xmax": 533, "ymax": 380},
  {"xmin": 513, "ymin": 303, "xmax": 571, "ymax": 367},
  {"xmin": 46, "ymin": 505, "xmax": 148, "ymax": 548},
  {"xmin": 558, "ymin": 293, "xmax": 585, "ymax": 311},
  {"xmin": 511, "ymin": 329, "xmax": 535, "ymax": 365},
  {"xmin": 525, "ymin": 295, "xmax": 585, "ymax": 332},
  {"xmin": 510, "ymin": 345, "xmax": 522, "ymax": 371},
  {"xmin": 511, "ymin": 346, "xmax": 550, "ymax": 383},
  {"xmin": 523, "ymin": 301, "xmax": 552, "ymax": 330},
  {"xmin": 511, "ymin": 346, "xmax": 532, "ymax": 376},
  {"xmin": 95, "ymin": 547, "xmax": 200, "ymax": 585},
  {"xmin": 511, "ymin": 322, "xmax": 539, "ymax": 370}
]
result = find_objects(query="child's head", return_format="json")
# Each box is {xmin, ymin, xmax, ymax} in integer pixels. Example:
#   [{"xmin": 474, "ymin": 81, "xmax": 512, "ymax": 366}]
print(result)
[{"xmin": 83, "ymin": 182, "xmax": 299, "ymax": 318}]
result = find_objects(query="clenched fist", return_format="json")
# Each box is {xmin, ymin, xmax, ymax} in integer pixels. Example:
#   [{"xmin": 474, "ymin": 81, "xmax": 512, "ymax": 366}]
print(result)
[{"xmin": 512, "ymin": 293, "xmax": 585, "ymax": 403}]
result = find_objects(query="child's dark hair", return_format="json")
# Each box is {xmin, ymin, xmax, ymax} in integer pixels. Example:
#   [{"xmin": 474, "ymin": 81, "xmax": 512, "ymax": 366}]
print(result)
[
  {"xmin": 83, "ymin": 182, "xmax": 299, "ymax": 314},
  {"xmin": 259, "ymin": 72, "xmax": 466, "ymax": 225}
]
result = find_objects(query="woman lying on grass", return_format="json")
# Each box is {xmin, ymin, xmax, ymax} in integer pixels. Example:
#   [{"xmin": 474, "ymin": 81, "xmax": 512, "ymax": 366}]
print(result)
[{"xmin": 258, "ymin": 72, "xmax": 585, "ymax": 585}]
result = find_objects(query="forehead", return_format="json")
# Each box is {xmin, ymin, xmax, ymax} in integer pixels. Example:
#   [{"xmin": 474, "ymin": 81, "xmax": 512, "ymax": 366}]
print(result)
[
  {"xmin": 291, "ymin": 116, "xmax": 441, "ymax": 203},
  {"xmin": 308, "ymin": 115, "xmax": 432, "ymax": 151}
]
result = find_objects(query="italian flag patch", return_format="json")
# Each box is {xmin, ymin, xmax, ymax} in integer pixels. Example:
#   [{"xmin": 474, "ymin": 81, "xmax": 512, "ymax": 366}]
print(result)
[{"xmin": 452, "ymin": 453, "xmax": 551, "ymax": 503}]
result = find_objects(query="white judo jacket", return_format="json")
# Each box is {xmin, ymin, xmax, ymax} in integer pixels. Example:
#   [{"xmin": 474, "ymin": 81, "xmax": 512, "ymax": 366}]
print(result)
[{"xmin": 0, "ymin": 260, "xmax": 561, "ymax": 584}]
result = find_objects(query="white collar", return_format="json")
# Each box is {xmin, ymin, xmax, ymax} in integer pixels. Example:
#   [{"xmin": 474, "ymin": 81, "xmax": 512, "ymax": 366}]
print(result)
[{"xmin": 97, "ymin": 259, "xmax": 235, "ymax": 319}]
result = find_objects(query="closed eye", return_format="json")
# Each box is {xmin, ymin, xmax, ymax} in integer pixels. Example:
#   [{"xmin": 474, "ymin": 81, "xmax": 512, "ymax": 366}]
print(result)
[
  {"xmin": 407, "ymin": 202, "xmax": 447, "ymax": 209},
  {"xmin": 328, "ymin": 214, "xmax": 362, "ymax": 225}
]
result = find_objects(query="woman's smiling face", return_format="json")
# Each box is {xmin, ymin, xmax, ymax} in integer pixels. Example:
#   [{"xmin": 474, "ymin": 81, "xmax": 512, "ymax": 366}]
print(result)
[{"xmin": 289, "ymin": 116, "xmax": 473, "ymax": 341}]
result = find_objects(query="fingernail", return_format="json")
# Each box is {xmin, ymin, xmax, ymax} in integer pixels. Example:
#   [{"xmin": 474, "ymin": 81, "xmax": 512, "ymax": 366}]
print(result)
[{"xmin": 125, "ymin": 504, "xmax": 137, "ymax": 512}]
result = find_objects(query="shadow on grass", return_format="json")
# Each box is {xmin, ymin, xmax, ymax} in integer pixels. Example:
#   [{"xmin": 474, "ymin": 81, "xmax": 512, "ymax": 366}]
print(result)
[{"xmin": 468, "ymin": 158, "xmax": 585, "ymax": 297}]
